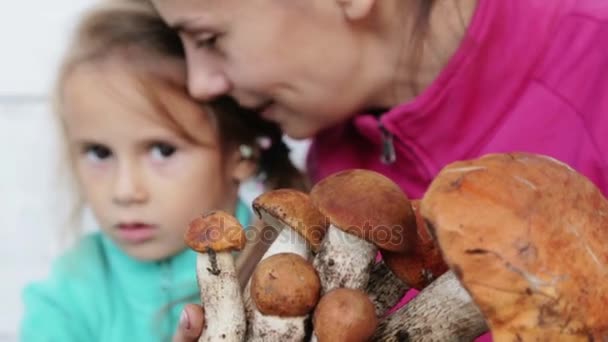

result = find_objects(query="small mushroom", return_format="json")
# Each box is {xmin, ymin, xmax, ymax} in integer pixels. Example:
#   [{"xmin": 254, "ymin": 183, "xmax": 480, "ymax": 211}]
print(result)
[
  {"xmin": 243, "ymin": 189, "xmax": 328, "ymax": 338},
  {"xmin": 312, "ymin": 288, "xmax": 378, "ymax": 342},
  {"xmin": 184, "ymin": 211, "xmax": 247, "ymax": 342},
  {"xmin": 252, "ymin": 189, "xmax": 328, "ymax": 261},
  {"xmin": 249, "ymin": 253, "xmax": 321, "ymax": 341},
  {"xmin": 371, "ymin": 271, "xmax": 487, "ymax": 341},
  {"xmin": 310, "ymin": 169, "xmax": 416, "ymax": 294},
  {"xmin": 422, "ymin": 152, "xmax": 608, "ymax": 340},
  {"xmin": 382, "ymin": 200, "xmax": 448, "ymax": 290}
]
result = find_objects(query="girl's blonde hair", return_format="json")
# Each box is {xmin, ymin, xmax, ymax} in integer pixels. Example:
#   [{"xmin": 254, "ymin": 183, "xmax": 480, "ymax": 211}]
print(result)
[{"xmin": 55, "ymin": 0, "xmax": 308, "ymax": 240}]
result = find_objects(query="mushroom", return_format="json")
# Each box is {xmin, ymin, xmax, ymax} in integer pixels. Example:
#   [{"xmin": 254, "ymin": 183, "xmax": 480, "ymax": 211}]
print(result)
[
  {"xmin": 310, "ymin": 169, "xmax": 416, "ymax": 294},
  {"xmin": 365, "ymin": 259, "xmax": 411, "ymax": 317},
  {"xmin": 371, "ymin": 271, "xmax": 487, "ymax": 341},
  {"xmin": 312, "ymin": 288, "xmax": 378, "ymax": 342},
  {"xmin": 184, "ymin": 211, "xmax": 247, "ymax": 342},
  {"xmin": 382, "ymin": 200, "xmax": 448, "ymax": 290},
  {"xmin": 249, "ymin": 253, "xmax": 321, "ymax": 341},
  {"xmin": 243, "ymin": 189, "xmax": 328, "ymax": 338},
  {"xmin": 421, "ymin": 152, "xmax": 608, "ymax": 340},
  {"xmin": 252, "ymin": 189, "xmax": 328, "ymax": 261}
]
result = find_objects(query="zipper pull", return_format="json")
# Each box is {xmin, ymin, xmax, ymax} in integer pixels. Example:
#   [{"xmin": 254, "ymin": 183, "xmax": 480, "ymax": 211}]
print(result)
[{"xmin": 379, "ymin": 122, "xmax": 396, "ymax": 164}]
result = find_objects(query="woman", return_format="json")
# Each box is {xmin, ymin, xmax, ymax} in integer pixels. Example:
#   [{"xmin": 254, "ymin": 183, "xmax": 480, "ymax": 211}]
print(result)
[{"xmin": 150, "ymin": 0, "xmax": 608, "ymax": 340}]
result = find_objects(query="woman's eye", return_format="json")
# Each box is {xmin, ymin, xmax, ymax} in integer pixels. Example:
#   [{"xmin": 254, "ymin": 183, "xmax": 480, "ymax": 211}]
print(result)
[
  {"xmin": 84, "ymin": 144, "xmax": 112, "ymax": 162},
  {"xmin": 150, "ymin": 142, "xmax": 177, "ymax": 160},
  {"xmin": 195, "ymin": 33, "xmax": 220, "ymax": 49}
]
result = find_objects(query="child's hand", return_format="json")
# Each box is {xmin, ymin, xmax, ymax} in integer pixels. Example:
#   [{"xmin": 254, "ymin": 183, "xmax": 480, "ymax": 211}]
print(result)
[{"xmin": 173, "ymin": 304, "xmax": 205, "ymax": 342}]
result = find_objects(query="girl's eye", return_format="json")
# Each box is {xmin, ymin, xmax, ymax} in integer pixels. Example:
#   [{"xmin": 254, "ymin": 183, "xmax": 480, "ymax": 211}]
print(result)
[
  {"xmin": 150, "ymin": 142, "xmax": 177, "ymax": 161},
  {"xmin": 84, "ymin": 144, "xmax": 112, "ymax": 162}
]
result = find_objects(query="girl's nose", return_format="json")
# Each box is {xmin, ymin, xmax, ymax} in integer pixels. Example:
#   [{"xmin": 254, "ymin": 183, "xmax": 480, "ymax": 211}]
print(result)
[
  {"xmin": 112, "ymin": 163, "xmax": 148, "ymax": 206},
  {"xmin": 186, "ymin": 57, "xmax": 231, "ymax": 101}
]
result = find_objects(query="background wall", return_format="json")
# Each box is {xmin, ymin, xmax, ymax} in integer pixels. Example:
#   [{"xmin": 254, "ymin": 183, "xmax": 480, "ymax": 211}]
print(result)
[{"xmin": 0, "ymin": 2, "xmax": 309, "ymax": 340}]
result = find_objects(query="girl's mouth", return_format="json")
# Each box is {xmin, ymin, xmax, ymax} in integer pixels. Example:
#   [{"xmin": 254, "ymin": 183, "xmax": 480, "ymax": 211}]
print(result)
[{"xmin": 116, "ymin": 222, "xmax": 157, "ymax": 243}]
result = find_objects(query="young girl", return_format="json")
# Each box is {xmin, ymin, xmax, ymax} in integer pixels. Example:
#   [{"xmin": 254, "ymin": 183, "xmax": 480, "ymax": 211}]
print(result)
[
  {"xmin": 19, "ymin": 1, "xmax": 305, "ymax": 341},
  {"xmin": 151, "ymin": 0, "xmax": 608, "ymax": 340}
]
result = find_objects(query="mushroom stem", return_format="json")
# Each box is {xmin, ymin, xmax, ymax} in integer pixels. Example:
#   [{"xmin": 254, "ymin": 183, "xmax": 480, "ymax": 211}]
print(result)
[
  {"xmin": 249, "ymin": 309, "xmax": 309, "ymax": 342},
  {"xmin": 264, "ymin": 225, "xmax": 309, "ymax": 259},
  {"xmin": 313, "ymin": 224, "xmax": 377, "ymax": 294},
  {"xmin": 366, "ymin": 260, "xmax": 410, "ymax": 317},
  {"xmin": 371, "ymin": 271, "xmax": 487, "ymax": 342},
  {"xmin": 196, "ymin": 252, "xmax": 246, "ymax": 342}
]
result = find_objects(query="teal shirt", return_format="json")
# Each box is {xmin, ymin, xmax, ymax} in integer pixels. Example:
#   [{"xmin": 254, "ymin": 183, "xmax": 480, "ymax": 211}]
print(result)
[{"xmin": 20, "ymin": 203, "xmax": 251, "ymax": 342}]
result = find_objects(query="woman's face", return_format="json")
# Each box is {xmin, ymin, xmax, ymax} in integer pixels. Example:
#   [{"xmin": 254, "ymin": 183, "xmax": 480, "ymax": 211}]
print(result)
[{"xmin": 152, "ymin": 0, "xmax": 378, "ymax": 139}]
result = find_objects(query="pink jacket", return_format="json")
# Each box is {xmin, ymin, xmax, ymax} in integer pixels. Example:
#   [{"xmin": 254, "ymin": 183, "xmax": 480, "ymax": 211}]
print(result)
[{"xmin": 307, "ymin": 0, "xmax": 608, "ymax": 339}]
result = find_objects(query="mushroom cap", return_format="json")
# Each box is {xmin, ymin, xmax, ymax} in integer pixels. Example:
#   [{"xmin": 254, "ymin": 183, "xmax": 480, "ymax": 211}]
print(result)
[
  {"xmin": 310, "ymin": 169, "xmax": 416, "ymax": 252},
  {"xmin": 382, "ymin": 200, "xmax": 448, "ymax": 290},
  {"xmin": 421, "ymin": 153, "xmax": 608, "ymax": 340},
  {"xmin": 253, "ymin": 189, "xmax": 328, "ymax": 252},
  {"xmin": 251, "ymin": 253, "xmax": 321, "ymax": 317},
  {"xmin": 184, "ymin": 211, "xmax": 247, "ymax": 253},
  {"xmin": 313, "ymin": 288, "xmax": 378, "ymax": 342}
]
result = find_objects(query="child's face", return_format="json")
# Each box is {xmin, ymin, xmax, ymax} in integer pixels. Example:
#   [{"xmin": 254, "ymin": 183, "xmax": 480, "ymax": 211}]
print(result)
[
  {"xmin": 152, "ymin": 0, "xmax": 375, "ymax": 139},
  {"xmin": 62, "ymin": 58, "xmax": 245, "ymax": 261}
]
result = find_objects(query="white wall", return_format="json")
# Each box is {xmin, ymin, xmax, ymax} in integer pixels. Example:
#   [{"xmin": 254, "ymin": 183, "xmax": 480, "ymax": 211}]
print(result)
[
  {"xmin": 1, "ymin": 2, "xmax": 97, "ymax": 340},
  {"xmin": 0, "ymin": 2, "xmax": 310, "ymax": 341}
]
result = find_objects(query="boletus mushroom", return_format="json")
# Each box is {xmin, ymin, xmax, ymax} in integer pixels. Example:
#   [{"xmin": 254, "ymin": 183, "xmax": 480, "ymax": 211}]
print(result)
[
  {"xmin": 249, "ymin": 253, "xmax": 321, "ymax": 341},
  {"xmin": 310, "ymin": 169, "xmax": 416, "ymax": 294},
  {"xmin": 243, "ymin": 189, "xmax": 327, "ymax": 336},
  {"xmin": 184, "ymin": 211, "xmax": 247, "ymax": 342},
  {"xmin": 312, "ymin": 288, "xmax": 378, "ymax": 342},
  {"xmin": 252, "ymin": 189, "xmax": 328, "ymax": 261},
  {"xmin": 421, "ymin": 152, "xmax": 608, "ymax": 340},
  {"xmin": 382, "ymin": 200, "xmax": 449, "ymax": 290}
]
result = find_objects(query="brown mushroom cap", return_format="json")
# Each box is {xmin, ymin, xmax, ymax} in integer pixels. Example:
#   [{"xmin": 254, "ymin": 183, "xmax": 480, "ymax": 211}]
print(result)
[
  {"xmin": 184, "ymin": 211, "xmax": 247, "ymax": 253},
  {"xmin": 313, "ymin": 288, "xmax": 378, "ymax": 342},
  {"xmin": 251, "ymin": 253, "xmax": 321, "ymax": 317},
  {"xmin": 253, "ymin": 189, "xmax": 328, "ymax": 252},
  {"xmin": 382, "ymin": 200, "xmax": 448, "ymax": 290},
  {"xmin": 310, "ymin": 169, "xmax": 416, "ymax": 252},
  {"xmin": 421, "ymin": 152, "xmax": 608, "ymax": 340}
]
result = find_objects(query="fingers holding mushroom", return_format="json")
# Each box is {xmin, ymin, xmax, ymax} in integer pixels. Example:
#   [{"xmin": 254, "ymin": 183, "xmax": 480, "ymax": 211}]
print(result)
[
  {"xmin": 422, "ymin": 152, "xmax": 608, "ymax": 340},
  {"xmin": 184, "ymin": 211, "xmax": 247, "ymax": 342}
]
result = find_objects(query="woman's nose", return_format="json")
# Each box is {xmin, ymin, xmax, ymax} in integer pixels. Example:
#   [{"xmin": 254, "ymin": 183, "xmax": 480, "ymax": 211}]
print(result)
[
  {"xmin": 112, "ymin": 163, "xmax": 148, "ymax": 206},
  {"xmin": 187, "ymin": 58, "xmax": 231, "ymax": 101}
]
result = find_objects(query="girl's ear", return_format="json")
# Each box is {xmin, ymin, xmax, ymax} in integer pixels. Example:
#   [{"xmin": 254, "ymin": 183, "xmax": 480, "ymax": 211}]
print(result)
[{"xmin": 337, "ymin": 0, "xmax": 376, "ymax": 21}]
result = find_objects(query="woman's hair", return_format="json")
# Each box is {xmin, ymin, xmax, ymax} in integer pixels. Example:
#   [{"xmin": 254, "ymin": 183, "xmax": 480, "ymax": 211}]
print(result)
[
  {"xmin": 406, "ymin": 0, "xmax": 438, "ymax": 94},
  {"xmin": 54, "ymin": 0, "xmax": 308, "ymax": 238}
]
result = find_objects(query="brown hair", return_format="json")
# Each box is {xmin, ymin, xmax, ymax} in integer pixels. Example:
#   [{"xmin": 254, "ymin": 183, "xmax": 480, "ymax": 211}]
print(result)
[
  {"xmin": 55, "ymin": 0, "xmax": 307, "ymax": 236},
  {"xmin": 406, "ymin": 0, "xmax": 438, "ymax": 94}
]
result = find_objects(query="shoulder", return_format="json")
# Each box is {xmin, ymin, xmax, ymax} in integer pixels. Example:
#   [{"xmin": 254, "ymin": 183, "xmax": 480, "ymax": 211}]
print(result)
[
  {"xmin": 23, "ymin": 232, "xmax": 111, "ymax": 302},
  {"xmin": 20, "ymin": 233, "xmax": 110, "ymax": 340}
]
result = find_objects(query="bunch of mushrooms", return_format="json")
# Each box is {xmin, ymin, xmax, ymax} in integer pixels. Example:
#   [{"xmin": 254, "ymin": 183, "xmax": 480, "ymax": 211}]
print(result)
[{"xmin": 183, "ymin": 153, "xmax": 608, "ymax": 342}]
